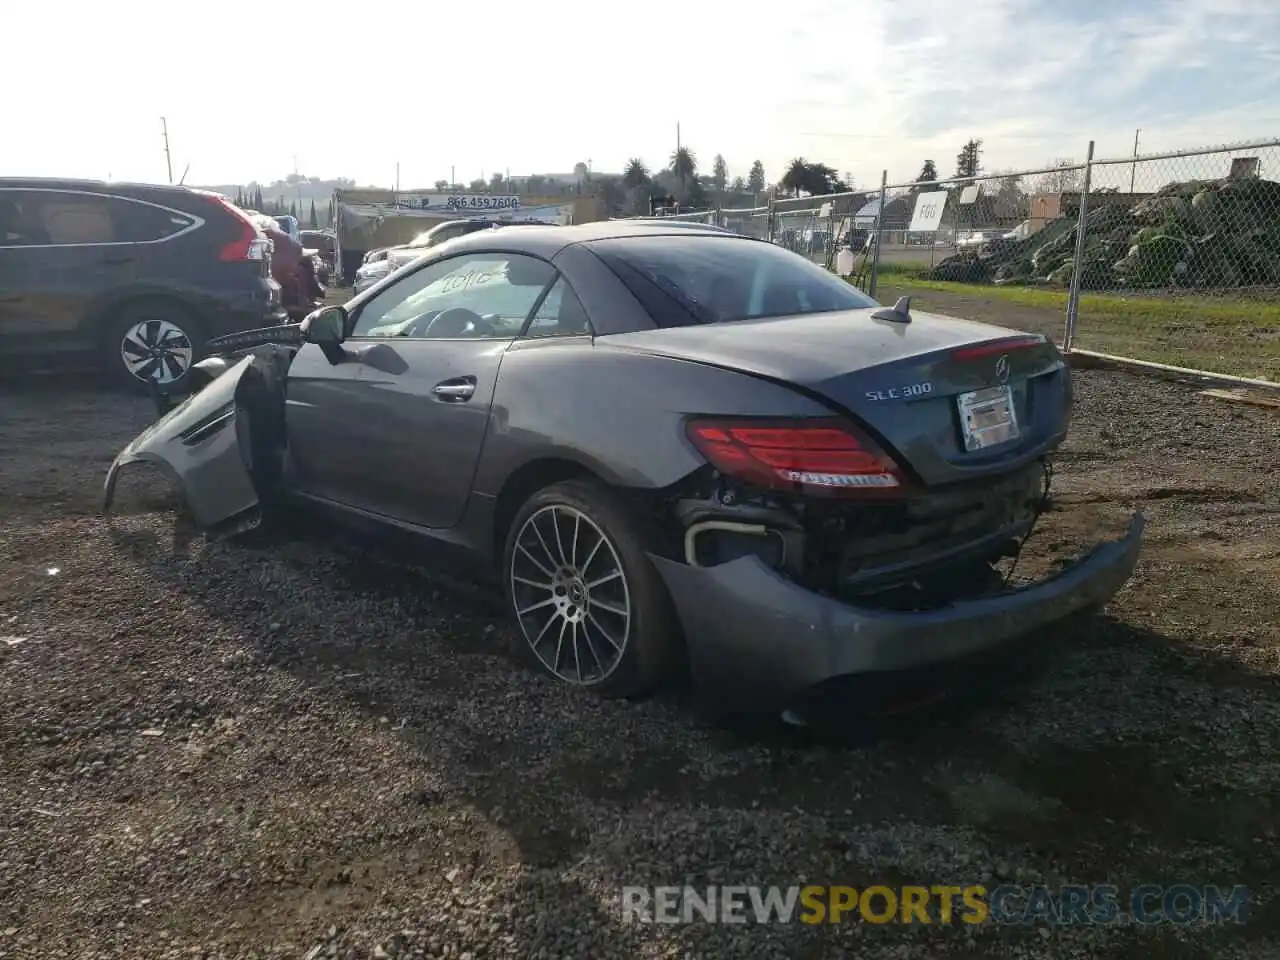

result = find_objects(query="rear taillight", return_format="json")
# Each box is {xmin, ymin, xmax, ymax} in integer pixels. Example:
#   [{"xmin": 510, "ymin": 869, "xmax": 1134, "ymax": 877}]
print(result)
[
  {"xmin": 685, "ymin": 417, "xmax": 908, "ymax": 497},
  {"xmin": 952, "ymin": 335, "xmax": 1045, "ymax": 362},
  {"xmin": 209, "ymin": 196, "xmax": 269, "ymax": 262}
]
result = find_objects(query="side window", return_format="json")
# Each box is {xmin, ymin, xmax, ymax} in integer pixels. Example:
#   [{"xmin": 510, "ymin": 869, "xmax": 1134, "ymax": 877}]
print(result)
[
  {"xmin": 524, "ymin": 277, "xmax": 593, "ymax": 338},
  {"xmin": 351, "ymin": 252, "xmax": 556, "ymax": 340},
  {"xmin": 0, "ymin": 192, "xmax": 45, "ymax": 246},
  {"xmin": 28, "ymin": 192, "xmax": 116, "ymax": 244},
  {"xmin": 111, "ymin": 198, "xmax": 196, "ymax": 242}
]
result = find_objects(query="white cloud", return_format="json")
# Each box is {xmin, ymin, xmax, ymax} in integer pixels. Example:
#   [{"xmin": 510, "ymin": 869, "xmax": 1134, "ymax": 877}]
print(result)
[{"xmin": 2, "ymin": 0, "xmax": 1279, "ymax": 190}]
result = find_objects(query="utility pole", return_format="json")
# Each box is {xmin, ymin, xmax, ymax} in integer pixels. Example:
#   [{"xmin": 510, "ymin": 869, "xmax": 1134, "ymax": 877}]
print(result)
[
  {"xmin": 451, "ymin": 165, "xmax": 455, "ymax": 190},
  {"xmin": 395, "ymin": 162, "xmax": 400, "ymax": 192},
  {"xmin": 1129, "ymin": 128, "xmax": 1140, "ymax": 194},
  {"xmin": 161, "ymin": 117, "xmax": 173, "ymax": 184}
]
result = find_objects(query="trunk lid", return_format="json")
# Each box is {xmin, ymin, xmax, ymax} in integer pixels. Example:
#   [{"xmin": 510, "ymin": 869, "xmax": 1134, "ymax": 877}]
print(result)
[{"xmin": 603, "ymin": 308, "xmax": 1070, "ymax": 486}]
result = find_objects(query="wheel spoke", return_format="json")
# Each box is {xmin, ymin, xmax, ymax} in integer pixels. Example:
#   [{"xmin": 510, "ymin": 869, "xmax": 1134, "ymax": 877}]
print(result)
[
  {"xmin": 517, "ymin": 596, "xmax": 556, "ymax": 617},
  {"xmin": 528, "ymin": 516, "xmax": 559, "ymax": 572},
  {"xmin": 553, "ymin": 618, "xmax": 568, "ymax": 672},
  {"xmin": 581, "ymin": 621, "xmax": 605, "ymax": 675},
  {"xmin": 569, "ymin": 513, "xmax": 581, "ymax": 567},
  {"xmin": 530, "ymin": 609, "xmax": 558, "ymax": 648},
  {"xmin": 587, "ymin": 570, "xmax": 621, "ymax": 589},
  {"xmin": 587, "ymin": 611, "xmax": 622, "ymax": 652},
  {"xmin": 571, "ymin": 621, "xmax": 582, "ymax": 682},
  {"xmin": 142, "ymin": 320, "xmax": 162, "ymax": 347},
  {"xmin": 550, "ymin": 508, "xmax": 568, "ymax": 565},
  {"xmin": 580, "ymin": 532, "xmax": 605, "ymax": 575},
  {"xmin": 516, "ymin": 542, "xmax": 554, "ymax": 579},
  {"xmin": 590, "ymin": 596, "xmax": 628, "ymax": 619},
  {"xmin": 512, "ymin": 573, "xmax": 551, "ymax": 589}
]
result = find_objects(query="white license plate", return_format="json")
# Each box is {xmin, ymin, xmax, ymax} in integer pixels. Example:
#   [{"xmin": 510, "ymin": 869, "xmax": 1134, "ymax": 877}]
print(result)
[{"xmin": 958, "ymin": 385, "xmax": 1019, "ymax": 451}]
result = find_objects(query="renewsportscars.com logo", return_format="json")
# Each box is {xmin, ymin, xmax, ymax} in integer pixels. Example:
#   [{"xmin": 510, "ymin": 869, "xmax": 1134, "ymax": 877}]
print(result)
[{"xmin": 620, "ymin": 884, "xmax": 1251, "ymax": 926}]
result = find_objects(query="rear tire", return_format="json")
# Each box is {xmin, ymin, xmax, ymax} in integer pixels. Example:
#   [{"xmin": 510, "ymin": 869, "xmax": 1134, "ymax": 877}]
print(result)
[
  {"xmin": 102, "ymin": 300, "xmax": 205, "ymax": 394},
  {"xmin": 502, "ymin": 479, "xmax": 680, "ymax": 698}
]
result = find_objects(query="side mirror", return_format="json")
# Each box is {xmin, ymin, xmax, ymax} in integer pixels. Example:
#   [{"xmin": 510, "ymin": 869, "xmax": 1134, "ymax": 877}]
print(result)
[{"xmin": 301, "ymin": 305, "xmax": 347, "ymax": 344}]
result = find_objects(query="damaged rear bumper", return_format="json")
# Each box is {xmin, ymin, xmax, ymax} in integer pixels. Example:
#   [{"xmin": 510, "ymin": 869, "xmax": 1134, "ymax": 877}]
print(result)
[{"xmin": 649, "ymin": 511, "xmax": 1144, "ymax": 714}]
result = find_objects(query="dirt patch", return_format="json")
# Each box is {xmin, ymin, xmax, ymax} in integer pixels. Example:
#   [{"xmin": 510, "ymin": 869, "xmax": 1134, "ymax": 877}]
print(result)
[{"xmin": 0, "ymin": 367, "xmax": 1276, "ymax": 959}]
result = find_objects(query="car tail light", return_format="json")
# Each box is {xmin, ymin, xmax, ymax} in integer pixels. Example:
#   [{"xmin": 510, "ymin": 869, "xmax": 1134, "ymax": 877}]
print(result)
[
  {"xmin": 685, "ymin": 417, "xmax": 908, "ymax": 496},
  {"xmin": 207, "ymin": 196, "xmax": 269, "ymax": 262},
  {"xmin": 952, "ymin": 335, "xmax": 1045, "ymax": 362}
]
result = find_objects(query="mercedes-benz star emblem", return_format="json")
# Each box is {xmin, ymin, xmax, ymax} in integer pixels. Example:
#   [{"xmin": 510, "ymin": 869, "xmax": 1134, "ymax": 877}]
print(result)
[{"xmin": 995, "ymin": 355, "xmax": 1010, "ymax": 383}]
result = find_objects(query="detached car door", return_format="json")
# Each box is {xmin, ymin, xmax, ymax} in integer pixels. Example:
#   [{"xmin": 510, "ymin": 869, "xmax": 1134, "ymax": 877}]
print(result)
[{"xmin": 333, "ymin": 250, "xmax": 558, "ymax": 529}]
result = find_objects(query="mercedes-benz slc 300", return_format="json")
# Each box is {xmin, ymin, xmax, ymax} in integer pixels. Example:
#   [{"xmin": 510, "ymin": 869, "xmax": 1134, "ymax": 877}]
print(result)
[{"xmin": 104, "ymin": 221, "xmax": 1143, "ymax": 721}]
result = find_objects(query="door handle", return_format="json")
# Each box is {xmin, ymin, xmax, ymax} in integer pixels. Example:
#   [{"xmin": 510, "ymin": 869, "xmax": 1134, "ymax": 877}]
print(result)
[{"xmin": 432, "ymin": 377, "xmax": 476, "ymax": 402}]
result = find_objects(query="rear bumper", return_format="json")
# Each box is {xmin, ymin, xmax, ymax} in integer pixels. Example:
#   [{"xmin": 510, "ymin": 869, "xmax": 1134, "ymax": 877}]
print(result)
[
  {"xmin": 649, "ymin": 511, "xmax": 1144, "ymax": 714},
  {"xmin": 205, "ymin": 284, "xmax": 289, "ymax": 339}
]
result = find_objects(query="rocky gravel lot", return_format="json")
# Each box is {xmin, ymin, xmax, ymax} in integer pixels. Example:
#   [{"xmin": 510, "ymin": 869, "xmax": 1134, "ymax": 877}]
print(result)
[{"xmin": 0, "ymin": 366, "xmax": 1277, "ymax": 960}]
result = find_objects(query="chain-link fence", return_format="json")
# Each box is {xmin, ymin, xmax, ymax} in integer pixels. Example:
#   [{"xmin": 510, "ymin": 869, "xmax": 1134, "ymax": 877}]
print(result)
[
  {"xmin": 610, "ymin": 142, "xmax": 1280, "ymax": 387},
  {"xmin": 1065, "ymin": 140, "xmax": 1280, "ymax": 384}
]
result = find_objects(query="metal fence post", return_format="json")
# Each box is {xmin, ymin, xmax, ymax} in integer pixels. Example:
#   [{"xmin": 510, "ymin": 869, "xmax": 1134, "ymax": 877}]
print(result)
[
  {"xmin": 767, "ymin": 196, "xmax": 777, "ymax": 243},
  {"xmin": 868, "ymin": 170, "xmax": 888, "ymax": 299},
  {"xmin": 1064, "ymin": 141, "xmax": 1095, "ymax": 352}
]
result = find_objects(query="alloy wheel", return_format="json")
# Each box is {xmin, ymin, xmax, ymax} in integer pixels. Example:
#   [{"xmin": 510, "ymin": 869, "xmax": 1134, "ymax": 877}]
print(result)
[
  {"xmin": 120, "ymin": 319, "xmax": 193, "ymax": 385},
  {"xmin": 510, "ymin": 504, "xmax": 631, "ymax": 686}
]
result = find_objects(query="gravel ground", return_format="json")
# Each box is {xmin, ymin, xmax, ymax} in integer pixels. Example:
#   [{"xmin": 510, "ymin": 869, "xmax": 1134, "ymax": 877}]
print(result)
[{"xmin": 0, "ymin": 366, "xmax": 1277, "ymax": 960}]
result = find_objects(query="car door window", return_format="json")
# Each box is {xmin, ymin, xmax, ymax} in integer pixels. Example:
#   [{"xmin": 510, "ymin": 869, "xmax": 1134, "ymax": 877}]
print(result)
[
  {"xmin": 28, "ymin": 192, "xmax": 116, "ymax": 244},
  {"xmin": 111, "ymin": 198, "xmax": 197, "ymax": 242},
  {"xmin": 0, "ymin": 192, "xmax": 46, "ymax": 246},
  {"xmin": 352, "ymin": 252, "xmax": 556, "ymax": 340},
  {"xmin": 524, "ymin": 276, "xmax": 593, "ymax": 338}
]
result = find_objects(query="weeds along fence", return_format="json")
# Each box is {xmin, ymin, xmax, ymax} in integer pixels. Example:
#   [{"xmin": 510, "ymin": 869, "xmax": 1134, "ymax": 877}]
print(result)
[{"xmin": 630, "ymin": 138, "xmax": 1280, "ymax": 387}]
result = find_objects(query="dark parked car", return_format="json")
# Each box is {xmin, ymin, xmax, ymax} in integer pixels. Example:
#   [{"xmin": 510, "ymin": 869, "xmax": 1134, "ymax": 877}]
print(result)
[
  {"xmin": 0, "ymin": 178, "xmax": 286, "ymax": 390},
  {"xmin": 104, "ymin": 222, "xmax": 1143, "ymax": 721}
]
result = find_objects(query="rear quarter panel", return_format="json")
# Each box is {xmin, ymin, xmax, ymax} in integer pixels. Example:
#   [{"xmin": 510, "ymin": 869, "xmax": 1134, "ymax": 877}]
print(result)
[{"xmin": 473, "ymin": 339, "xmax": 832, "ymax": 494}]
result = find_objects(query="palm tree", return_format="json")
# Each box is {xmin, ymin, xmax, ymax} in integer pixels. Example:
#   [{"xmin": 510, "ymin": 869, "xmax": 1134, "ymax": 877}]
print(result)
[
  {"xmin": 782, "ymin": 158, "xmax": 809, "ymax": 197},
  {"xmin": 622, "ymin": 158, "xmax": 650, "ymax": 190},
  {"xmin": 670, "ymin": 147, "xmax": 698, "ymax": 196}
]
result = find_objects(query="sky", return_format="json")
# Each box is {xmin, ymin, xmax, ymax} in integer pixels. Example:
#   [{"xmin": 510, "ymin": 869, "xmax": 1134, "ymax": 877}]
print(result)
[{"xmin": 6, "ymin": 0, "xmax": 1280, "ymax": 193}]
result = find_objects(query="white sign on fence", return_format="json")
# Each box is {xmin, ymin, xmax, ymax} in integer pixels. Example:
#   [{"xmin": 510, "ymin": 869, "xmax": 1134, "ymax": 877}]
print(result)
[
  {"xmin": 392, "ymin": 194, "xmax": 522, "ymax": 213},
  {"xmin": 958, "ymin": 184, "xmax": 982, "ymax": 205},
  {"xmin": 908, "ymin": 191, "xmax": 947, "ymax": 231}
]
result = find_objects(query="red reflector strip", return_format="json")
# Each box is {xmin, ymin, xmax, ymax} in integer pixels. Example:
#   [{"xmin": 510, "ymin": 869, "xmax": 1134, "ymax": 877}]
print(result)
[
  {"xmin": 952, "ymin": 337, "xmax": 1044, "ymax": 362},
  {"xmin": 686, "ymin": 419, "xmax": 907, "ymax": 495}
]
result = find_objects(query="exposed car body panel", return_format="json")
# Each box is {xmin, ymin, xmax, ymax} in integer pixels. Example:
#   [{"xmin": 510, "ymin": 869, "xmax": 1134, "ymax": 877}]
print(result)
[
  {"xmin": 103, "ymin": 356, "xmax": 259, "ymax": 529},
  {"xmin": 650, "ymin": 511, "xmax": 1144, "ymax": 713}
]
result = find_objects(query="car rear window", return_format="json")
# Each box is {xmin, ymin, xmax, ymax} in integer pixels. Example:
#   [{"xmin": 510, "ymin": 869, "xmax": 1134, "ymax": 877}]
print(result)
[{"xmin": 588, "ymin": 235, "xmax": 879, "ymax": 327}]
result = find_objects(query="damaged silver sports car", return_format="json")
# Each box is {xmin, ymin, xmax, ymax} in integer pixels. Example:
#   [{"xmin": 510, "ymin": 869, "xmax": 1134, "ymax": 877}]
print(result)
[{"xmin": 105, "ymin": 221, "xmax": 1143, "ymax": 719}]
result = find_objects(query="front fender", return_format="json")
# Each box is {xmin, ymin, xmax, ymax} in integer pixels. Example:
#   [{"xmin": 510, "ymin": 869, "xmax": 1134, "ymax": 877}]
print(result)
[{"xmin": 103, "ymin": 355, "xmax": 259, "ymax": 530}]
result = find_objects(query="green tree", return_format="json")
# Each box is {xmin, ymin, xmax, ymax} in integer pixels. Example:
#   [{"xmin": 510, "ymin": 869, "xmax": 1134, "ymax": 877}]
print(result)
[
  {"xmin": 252, "ymin": 186, "xmax": 263, "ymax": 209},
  {"xmin": 433, "ymin": 179, "xmax": 449, "ymax": 191},
  {"xmin": 711, "ymin": 154, "xmax": 728, "ymax": 194},
  {"xmin": 917, "ymin": 159, "xmax": 938, "ymax": 183},
  {"xmin": 747, "ymin": 160, "xmax": 766, "ymax": 195},
  {"xmin": 781, "ymin": 158, "xmax": 809, "ymax": 197},
  {"xmin": 955, "ymin": 140, "xmax": 983, "ymax": 180},
  {"xmin": 730, "ymin": 176, "xmax": 746, "ymax": 193},
  {"xmin": 622, "ymin": 158, "xmax": 650, "ymax": 190},
  {"xmin": 490, "ymin": 172, "xmax": 505, "ymax": 190},
  {"xmin": 308, "ymin": 198, "xmax": 318, "ymax": 228},
  {"xmin": 670, "ymin": 147, "xmax": 697, "ymax": 196}
]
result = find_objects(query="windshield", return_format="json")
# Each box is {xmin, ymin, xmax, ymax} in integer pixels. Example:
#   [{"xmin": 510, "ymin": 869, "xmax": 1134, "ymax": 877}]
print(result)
[{"xmin": 589, "ymin": 235, "xmax": 879, "ymax": 326}]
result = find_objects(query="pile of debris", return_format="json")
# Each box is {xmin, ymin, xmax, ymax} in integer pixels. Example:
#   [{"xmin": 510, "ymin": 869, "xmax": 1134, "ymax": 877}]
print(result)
[{"xmin": 926, "ymin": 176, "xmax": 1280, "ymax": 290}]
